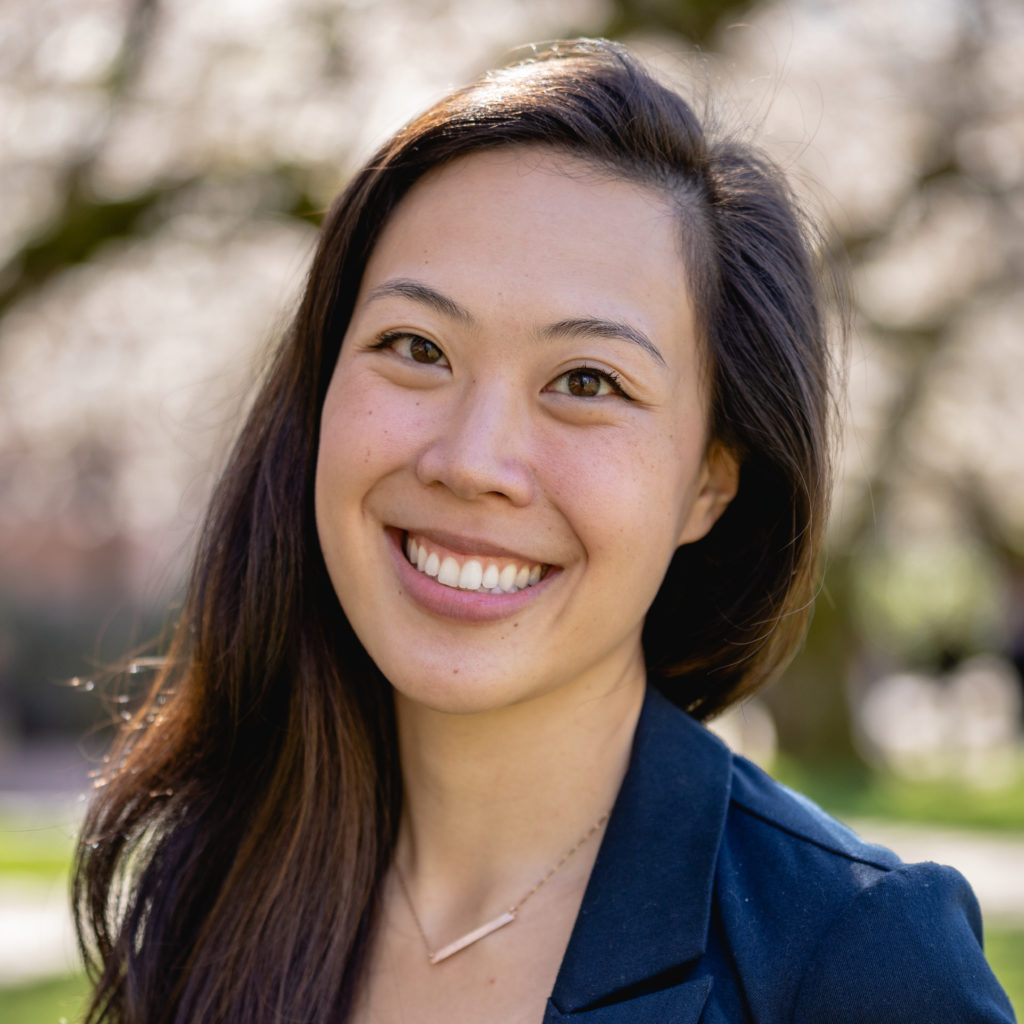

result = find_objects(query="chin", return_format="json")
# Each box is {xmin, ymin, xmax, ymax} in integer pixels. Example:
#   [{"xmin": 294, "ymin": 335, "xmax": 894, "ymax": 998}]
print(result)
[{"xmin": 386, "ymin": 666, "xmax": 544, "ymax": 718}]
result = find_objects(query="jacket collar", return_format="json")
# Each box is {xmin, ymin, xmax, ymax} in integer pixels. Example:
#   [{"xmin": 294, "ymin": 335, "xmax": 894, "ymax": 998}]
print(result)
[{"xmin": 549, "ymin": 686, "xmax": 733, "ymax": 1014}]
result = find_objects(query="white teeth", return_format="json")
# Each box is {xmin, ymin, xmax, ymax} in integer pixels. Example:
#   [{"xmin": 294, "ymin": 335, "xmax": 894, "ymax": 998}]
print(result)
[
  {"xmin": 405, "ymin": 535, "xmax": 547, "ymax": 594},
  {"xmin": 458, "ymin": 560, "xmax": 483, "ymax": 590},
  {"xmin": 438, "ymin": 556, "xmax": 460, "ymax": 587}
]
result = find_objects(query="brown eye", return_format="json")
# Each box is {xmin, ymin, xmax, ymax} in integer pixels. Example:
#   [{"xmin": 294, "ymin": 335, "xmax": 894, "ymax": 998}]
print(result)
[
  {"xmin": 568, "ymin": 370, "xmax": 601, "ymax": 396},
  {"xmin": 373, "ymin": 331, "xmax": 450, "ymax": 367},
  {"xmin": 565, "ymin": 369, "xmax": 605, "ymax": 397},
  {"xmin": 409, "ymin": 336, "xmax": 444, "ymax": 364},
  {"xmin": 546, "ymin": 365, "xmax": 629, "ymax": 401}
]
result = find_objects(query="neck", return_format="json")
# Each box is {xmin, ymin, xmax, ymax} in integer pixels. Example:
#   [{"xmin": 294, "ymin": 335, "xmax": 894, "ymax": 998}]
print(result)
[{"xmin": 392, "ymin": 666, "xmax": 645, "ymax": 917}]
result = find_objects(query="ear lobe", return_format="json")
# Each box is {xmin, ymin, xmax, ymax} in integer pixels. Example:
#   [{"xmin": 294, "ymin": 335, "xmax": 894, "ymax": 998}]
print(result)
[{"xmin": 677, "ymin": 442, "xmax": 740, "ymax": 546}]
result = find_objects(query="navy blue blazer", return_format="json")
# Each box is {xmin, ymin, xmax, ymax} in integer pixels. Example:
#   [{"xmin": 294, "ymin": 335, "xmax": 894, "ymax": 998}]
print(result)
[{"xmin": 543, "ymin": 687, "xmax": 1016, "ymax": 1023}]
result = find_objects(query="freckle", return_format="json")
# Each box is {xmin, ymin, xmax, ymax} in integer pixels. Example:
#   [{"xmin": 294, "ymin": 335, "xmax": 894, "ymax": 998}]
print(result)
[
  {"xmin": 488, "ymin": 977, "xmax": 496, "ymax": 986},
  {"xmin": 451, "ymin": 668, "xmax": 459, "ymax": 675}
]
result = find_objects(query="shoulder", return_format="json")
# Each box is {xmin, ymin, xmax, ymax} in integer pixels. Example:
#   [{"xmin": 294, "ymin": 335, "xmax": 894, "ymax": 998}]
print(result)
[
  {"xmin": 724, "ymin": 752, "xmax": 901, "ymax": 876},
  {"xmin": 569, "ymin": 690, "xmax": 1014, "ymax": 1022},
  {"xmin": 712, "ymin": 755, "xmax": 1015, "ymax": 1022}
]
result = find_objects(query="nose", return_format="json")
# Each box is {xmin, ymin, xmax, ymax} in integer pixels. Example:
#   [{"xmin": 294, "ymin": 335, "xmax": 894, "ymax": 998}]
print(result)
[{"xmin": 415, "ymin": 380, "xmax": 536, "ymax": 505}]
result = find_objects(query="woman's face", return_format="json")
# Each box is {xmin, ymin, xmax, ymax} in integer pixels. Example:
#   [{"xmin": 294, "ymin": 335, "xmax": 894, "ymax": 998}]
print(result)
[{"xmin": 315, "ymin": 147, "xmax": 737, "ymax": 715}]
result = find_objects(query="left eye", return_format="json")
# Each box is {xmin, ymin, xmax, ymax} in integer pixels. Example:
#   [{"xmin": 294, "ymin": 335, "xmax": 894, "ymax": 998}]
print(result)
[
  {"xmin": 374, "ymin": 331, "xmax": 449, "ymax": 366},
  {"xmin": 549, "ymin": 367, "xmax": 626, "ymax": 398}
]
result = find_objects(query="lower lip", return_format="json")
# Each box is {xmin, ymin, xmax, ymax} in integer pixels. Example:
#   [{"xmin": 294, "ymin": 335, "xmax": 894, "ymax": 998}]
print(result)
[{"xmin": 386, "ymin": 528, "xmax": 556, "ymax": 624}]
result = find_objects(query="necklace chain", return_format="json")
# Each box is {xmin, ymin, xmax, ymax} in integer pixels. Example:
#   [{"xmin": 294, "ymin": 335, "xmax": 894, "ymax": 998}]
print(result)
[{"xmin": 395, "ymin": 811, "xmax": 609, "ymax": 965}]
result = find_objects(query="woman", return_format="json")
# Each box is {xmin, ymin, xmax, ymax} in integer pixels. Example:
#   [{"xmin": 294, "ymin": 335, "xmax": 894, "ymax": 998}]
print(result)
[{"xmin": 74, "ymin": 39, "xmax": 1015, "ymax": 1024}]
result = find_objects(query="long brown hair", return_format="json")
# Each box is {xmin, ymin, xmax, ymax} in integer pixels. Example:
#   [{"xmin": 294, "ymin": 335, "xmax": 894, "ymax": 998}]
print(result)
[{"xmin": 75, "ymin": 39, "xmax": 837, "ymax": 1023}]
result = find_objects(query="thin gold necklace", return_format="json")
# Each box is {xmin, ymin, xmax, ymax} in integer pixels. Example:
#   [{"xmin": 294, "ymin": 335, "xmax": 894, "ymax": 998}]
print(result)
[{"xmin": 394, "ymin": 812, "xmax": 609, "ymax": 965}]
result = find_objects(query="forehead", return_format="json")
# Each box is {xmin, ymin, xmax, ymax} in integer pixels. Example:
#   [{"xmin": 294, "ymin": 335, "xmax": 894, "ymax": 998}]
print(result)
[
  {"xmin": 384, "ymin": 146, "xmax": 679, "ymax": 249},
  {"xmin": 357, "ymin": 148, "xmax": 696, "ymax": 348}
]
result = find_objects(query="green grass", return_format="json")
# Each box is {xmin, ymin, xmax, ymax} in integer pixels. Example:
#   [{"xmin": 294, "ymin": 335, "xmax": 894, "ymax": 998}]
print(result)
[
  {"xmin": 0, "ymin": 811, "xmax": 86, "ymax": 1020},
  {"xmin": 773, "ymin": 757, "xmax": 1024, "ymax": 832},
  {"xmin": 988, "ymin": 928, "xmax": 1024, "ymax": 1017},
  {"xmin": 0, "ymin": 812, "xmax": 79, "ymax": 882},
  {"xmin": 0, "ymin": 973, "xmax": 89, "ymax": 1024}
]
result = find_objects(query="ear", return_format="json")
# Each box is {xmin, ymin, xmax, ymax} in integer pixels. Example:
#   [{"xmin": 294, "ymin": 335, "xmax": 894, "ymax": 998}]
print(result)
[{"xmin": 676, "ymin": 442, "xmax": 740, "ymax": 546}]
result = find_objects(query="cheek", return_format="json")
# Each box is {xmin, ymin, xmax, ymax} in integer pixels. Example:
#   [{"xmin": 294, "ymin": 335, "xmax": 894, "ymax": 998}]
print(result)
[
  {"xmin": 317, "ymin": 372, "xmax": 427, "ymax": 485},
  {"xmin": 315, "ymin": 379, "xmax": 391, "ymax": 561},
  {"xmin": 538, "ymin": 426, "xmax": 694, "ymax": 564}
]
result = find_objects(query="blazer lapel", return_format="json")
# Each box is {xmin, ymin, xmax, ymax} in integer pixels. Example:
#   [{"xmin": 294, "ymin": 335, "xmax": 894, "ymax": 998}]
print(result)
[
  {"xmin": 543, "ymin": 979, "xmax": 713, "ymax": 1023},
  {"xmin": 547, "ymin": 688, "xmax": 732, "ymax": 1020}
]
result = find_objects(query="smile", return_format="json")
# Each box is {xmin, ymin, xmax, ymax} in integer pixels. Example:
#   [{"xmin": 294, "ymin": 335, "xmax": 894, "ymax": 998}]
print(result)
[{"xmin": 404, "ymin": 533, "xmax": 548, "ymax": 594}]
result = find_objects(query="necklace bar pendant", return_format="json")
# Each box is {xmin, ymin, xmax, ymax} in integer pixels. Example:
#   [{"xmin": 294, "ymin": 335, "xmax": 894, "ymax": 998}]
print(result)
[{"xmin": 429, "ymin": 909, "xmax": 517, "ymax": 964}]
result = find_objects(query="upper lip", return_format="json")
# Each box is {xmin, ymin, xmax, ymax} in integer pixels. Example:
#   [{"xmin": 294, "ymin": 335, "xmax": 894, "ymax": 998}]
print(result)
[{"xmin": 397, "ymin": 526, "xmax": 553, "ymax": 565}]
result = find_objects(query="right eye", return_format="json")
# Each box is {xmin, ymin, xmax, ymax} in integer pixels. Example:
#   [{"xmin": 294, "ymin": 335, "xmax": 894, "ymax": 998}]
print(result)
[{"xmin": 373, "ymin": 331, "xmax": 449, "ymax": 367}]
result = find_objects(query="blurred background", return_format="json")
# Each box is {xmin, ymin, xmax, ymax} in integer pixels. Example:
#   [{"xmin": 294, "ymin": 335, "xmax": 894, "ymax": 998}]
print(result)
[{"xmin": 1, "ymin": 0, "xmax": 1022, "ymax": 1018}]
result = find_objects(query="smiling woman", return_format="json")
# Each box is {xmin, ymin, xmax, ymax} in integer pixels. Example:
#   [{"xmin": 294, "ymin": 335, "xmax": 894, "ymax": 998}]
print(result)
[
  {"xmin": 316, "ymin": 148, "xmax": 736, "ymax": 715},
  {"xmin": 72, "ymin": 39, "xmax": 1014, "ymax": 1024}
]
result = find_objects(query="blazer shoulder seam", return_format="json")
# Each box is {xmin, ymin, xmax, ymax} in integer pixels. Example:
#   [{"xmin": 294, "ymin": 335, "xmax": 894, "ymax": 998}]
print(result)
[{"xmin": 728, "ymin": 793, "xmax": 899, "ymax": 871}]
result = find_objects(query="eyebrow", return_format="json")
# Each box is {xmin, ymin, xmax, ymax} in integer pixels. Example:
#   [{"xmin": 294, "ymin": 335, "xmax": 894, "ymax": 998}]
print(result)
[
  {"xmin": 366, "ymin": 277, "xmax": 666, "ymax": 367},
  {"xmin": 366, "ymin": 278, "xmax": 474, "ymax": 325},
  {"xmin": 541, "ymin": 317, "xmax": 666, "ymax": 367}
]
